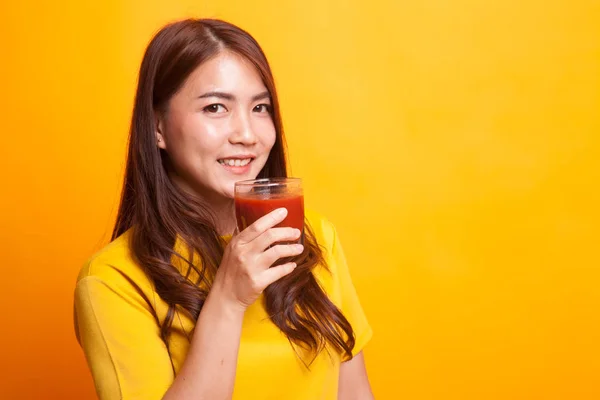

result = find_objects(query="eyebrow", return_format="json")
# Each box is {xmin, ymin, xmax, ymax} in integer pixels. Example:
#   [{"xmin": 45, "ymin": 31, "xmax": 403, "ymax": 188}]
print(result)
[
  {"xmin": 251, "ymin": 91, "xmax": 271, "ymax": 102},
  {"xmin": 197, "ymin": 90, "xmax": 271, "ymax": 102}
]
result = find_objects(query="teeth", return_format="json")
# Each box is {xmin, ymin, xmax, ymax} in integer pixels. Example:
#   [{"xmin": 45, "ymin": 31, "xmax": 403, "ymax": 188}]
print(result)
[{"xmin": 219, "ymin": 158, "xmax": 252, "ymax": 167}]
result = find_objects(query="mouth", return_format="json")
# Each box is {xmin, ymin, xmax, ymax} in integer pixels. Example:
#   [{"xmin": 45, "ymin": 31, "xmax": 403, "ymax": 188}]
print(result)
[
  {"xmin": 217, "ymin": 156, "xmax": 255, "ymax": 174},
  {"xmin": 218, "ymin": 158, "xmax": 253, "ymax": 167}
]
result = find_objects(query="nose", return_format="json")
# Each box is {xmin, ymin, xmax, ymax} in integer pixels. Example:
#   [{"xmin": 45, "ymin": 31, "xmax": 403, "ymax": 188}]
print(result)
[{"xmin": 229, "ymin": 110, "xmax": 258, "ymax": 146}]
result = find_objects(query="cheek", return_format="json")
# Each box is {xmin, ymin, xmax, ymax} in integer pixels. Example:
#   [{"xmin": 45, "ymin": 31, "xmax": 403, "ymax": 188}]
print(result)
[
  {"xmin": 259, "ymin": 119, "xmax": 277, "ymax": 150},
  {"xmin": 176, "ymin": 117, "xmax": 226, "ymax": 158}
]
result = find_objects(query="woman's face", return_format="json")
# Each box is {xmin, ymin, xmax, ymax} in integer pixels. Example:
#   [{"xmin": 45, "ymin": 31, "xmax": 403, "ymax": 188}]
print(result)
[{"xmin": 157, "ymin": 50, "xmax": 276, "ymax": 201}]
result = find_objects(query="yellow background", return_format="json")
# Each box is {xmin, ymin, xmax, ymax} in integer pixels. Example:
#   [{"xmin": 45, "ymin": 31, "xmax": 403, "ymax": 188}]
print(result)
[{"xmin": 1, "ymin": 0, "xmax": 599, "ymax": 399}]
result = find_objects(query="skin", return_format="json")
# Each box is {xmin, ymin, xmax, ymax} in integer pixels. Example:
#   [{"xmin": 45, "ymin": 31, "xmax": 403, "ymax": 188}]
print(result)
[
  {"xmin": 157, "ymin": 50, "xmax": 275, "ymax": 235},
  {"xmin": 157, "ymin": 50, "xmax": 374, "ymax": 399}
]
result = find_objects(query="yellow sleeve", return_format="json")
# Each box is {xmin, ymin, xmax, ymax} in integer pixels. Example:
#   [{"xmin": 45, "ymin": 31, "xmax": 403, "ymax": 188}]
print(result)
[
  {"xmin": 328, "ymin": 222, "xmax": 374, "ymax": 362},
  {"xmin": 74, "ymin": 265, "xmax": 174, "ymax": 400}
]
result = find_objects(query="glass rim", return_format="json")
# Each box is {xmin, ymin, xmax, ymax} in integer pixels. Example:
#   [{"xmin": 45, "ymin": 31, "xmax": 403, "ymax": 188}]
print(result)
[{"xmin": 234, "ymin": 177, "xmax": 302, "ymax": 188}]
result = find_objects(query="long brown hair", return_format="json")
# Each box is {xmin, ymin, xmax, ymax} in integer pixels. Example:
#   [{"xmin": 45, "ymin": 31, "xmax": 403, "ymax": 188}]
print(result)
[{"xmin": 112, "ymin": 18, "xmax": 355, "ymax": 364}]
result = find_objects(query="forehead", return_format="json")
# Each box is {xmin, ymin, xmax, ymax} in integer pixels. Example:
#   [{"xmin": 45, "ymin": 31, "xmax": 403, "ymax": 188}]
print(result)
[{"xmin": 181, "ymin": 51, "xmax": 267, "ymax": 97}]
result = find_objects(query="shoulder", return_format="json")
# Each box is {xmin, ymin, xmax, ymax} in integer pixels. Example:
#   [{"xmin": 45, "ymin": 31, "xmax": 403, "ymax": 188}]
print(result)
[
  {"xmin": 305, "ymin": 209, "xmax": 346, "ymax": 279},
  {"xmin": 305, "ymin": 209, "xmax": 337, "ymax": 252},
  {"xmin": 305, "ymin": 210, "xmax": 347, "ymax": 302},
  {"xmin": 75, "ymin": 230, "xmax": 150, "ymax": 290}
]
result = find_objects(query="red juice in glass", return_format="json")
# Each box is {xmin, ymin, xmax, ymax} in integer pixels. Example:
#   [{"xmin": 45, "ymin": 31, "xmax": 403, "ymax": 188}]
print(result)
[{"xmin": 234, "ymin": 178, "xmax": 304, "ymax": 243}]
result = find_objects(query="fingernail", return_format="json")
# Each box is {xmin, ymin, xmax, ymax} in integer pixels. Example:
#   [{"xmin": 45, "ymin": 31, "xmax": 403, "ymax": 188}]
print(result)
[
  {"xmin": 296, "ymin": 244, "xmax": 304, "ymax": 252},
  {"xmin": 278, "ymin": 208, "xmax": 288, "ymax": 217},
  {"xmin": 294, "ymin": 228, "xmax": 301, "ymax": 236}
]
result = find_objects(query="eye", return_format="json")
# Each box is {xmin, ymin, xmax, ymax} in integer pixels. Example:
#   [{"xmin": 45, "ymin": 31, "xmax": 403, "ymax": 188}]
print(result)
[
  {"xmin": 253, "ymin": 104, "xmax": 272, "ymax": 113},
  {"xmin": 203, "ymin": 104, "xmax": 227, "ymax": 113}
]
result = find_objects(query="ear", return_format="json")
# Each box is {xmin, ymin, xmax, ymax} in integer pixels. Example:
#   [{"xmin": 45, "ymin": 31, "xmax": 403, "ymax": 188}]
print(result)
[{"xmin": 156, "ymin": 115, "xmax": 167, "ymax": 150}]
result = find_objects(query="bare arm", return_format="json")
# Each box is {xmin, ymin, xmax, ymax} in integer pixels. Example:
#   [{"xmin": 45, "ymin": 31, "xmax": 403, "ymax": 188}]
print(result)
[
  {"xmin": 161, "ymin": 287, "xmax": 245, "ymax": 400},
  {"xmin": 338, "ymin": 352, "xmax": 375, "ymax": 400},
  {"xmin": 162, "ymin": 208, "xmax": 303, "ymax": 400}
]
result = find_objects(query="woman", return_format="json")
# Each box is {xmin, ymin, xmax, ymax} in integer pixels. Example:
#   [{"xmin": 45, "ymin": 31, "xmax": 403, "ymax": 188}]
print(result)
[{"xmin": 74, "ymin": 18, "xmax": 374, "ymax": 400}]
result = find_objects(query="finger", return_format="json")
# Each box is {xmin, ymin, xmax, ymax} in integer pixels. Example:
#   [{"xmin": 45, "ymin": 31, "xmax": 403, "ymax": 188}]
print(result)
[
  {"xmin": 257, "ymin": 262, "xmax": 297, "ymax": 287},
  {"xmin": 236, "ymin": 208, "xmax": 288, "ymax": 243},
  {"xmin": 252, "ymin": 227, "xmax": 302, "ymax": 251},
  {"xmin": 259, "ymin": 243, "xmax": 304, "ymax": 268}
]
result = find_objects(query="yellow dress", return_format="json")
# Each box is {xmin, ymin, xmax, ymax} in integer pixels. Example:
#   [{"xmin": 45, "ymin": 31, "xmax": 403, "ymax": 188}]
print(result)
[{"xmin": 74, "ymin": 210, "xmax": 373, "ymax": 400}]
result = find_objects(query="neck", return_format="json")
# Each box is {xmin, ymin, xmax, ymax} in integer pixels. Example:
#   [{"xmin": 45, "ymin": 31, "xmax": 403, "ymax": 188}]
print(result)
[
  {"xmin": 189, "ymin": 187, "xmax": 237, "ymax": 236},
  {"xmin": 168, "ymin": 172, "xmax": 238, "ymax": 236},
  {"xmin": 209, "ymin": 196, "xmax": 237, "ymax": 236}
]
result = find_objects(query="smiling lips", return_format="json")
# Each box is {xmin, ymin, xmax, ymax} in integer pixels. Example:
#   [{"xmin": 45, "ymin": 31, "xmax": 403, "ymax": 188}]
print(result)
[
  {"xmin": 218, "ymin": 158, "xmax": 253, "ymax": 167},
  {"xmin": 218, "ymin": 156, "xmax": 255, "ymax": 174}
]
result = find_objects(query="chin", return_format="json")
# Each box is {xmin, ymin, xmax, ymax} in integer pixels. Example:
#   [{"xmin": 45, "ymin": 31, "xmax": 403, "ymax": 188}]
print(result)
[
  {"xmin": 215, "ymin": 165, "xmax": 264, "ymax": 199},
  {"xmin": 222, "ymin": 181, "xmax": 238, "ymax": 199}
]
